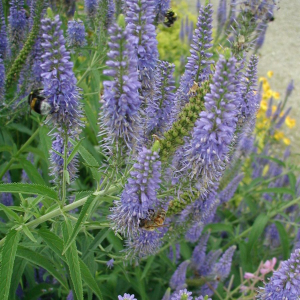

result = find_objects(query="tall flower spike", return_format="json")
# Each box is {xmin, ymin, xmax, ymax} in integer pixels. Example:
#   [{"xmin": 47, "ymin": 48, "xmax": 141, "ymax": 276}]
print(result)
[
  {"xmin": 217, "ymin": 0, "xmax": 227, "ymax": 34},
  {"xmin": 125, "ymin": 229, "xmax": 164, "ymax": 259},
  {"xmin": 0, "ymin": 57, "xmax": 5, "ymax": 102},
  {"xmin": 191, "ymin": 232, "xmax": 210, "ymax": 270},
  {"xmin": 184, "ymin": 56, "xmax": 239, "ymax": 188},
  {"xmin": 213, "ymin": 245, "xmax": 236, "ymax": 281},
  {"xmin": 40, "ymin": 15, "xmax": 83, "ymax": 181},
  {"xmin": 218, "ymin": 173, "xmax": 243, "ymax": 204},
  {"xmin": 0, "ymin": 0, "xmax": 8, "ymax": 59},
  {"xmin": 199, "ymin": 249, "xmax": 222, "ymax": 276},
  {"xmin": 125, "ymin": 0, "xmax": 158, "ymax": 92},
  {"xmin": 146, "ymin": 61, "xmax": 176, "ymax": 134},
  {"xmin": 170, "ymin": 261, "xmax": 190, "ymax": 291},
  {"xmin": 8, "ymin": 0, "xmax": 27, "ymax": 55},
  {"xmin": 85, "ymin": 0, "xmax": 99, "ymax": 18},
  {"xmin": 109, "ymin": 147, "xmax": 161, "ymax": 236},
  {"xmin": 100, "ymin": 23, "xmax": 141, "ymax": 148},
  {"xmin": 67, "ymin": 20, "xmax": 87, "ymax": 48},
  {"xmin": 258, "ymin": 248, "xmax": 300, "ymax": 300},
  {"xmin": 171, "ymin": 3, "xmax": 213, "ymax": 119},
  {"xmin": 154, "ymin": 0, "xmax": 170, "ymax": 23}
]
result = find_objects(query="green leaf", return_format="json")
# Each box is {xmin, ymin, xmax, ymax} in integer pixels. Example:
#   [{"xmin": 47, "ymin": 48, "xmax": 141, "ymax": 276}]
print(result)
[
  {"xmin": 19, "ymin": 159, "xmax": 45, "ymax": 185},
  {"xmin": 39, "ymin": 229, "xmax": 103, "ymax": 300},
  {"xmin": 16, "ymin": 246, "xmax": 68, "ymax": 290},
  {"xmin": 62, "ymin": 220, "xmax": 83, "ymax": 300},
  {"xmin": 9, "ymin": 257, "xmax": 27, "ymax": 298},
  {"xmin": 7, "ymin": 123, "xmax": 33, "ymax": 136},
  {"xmin": 0, "ymin": 146, "xmax": 12, "ymax": 153},
  {"xmin": 0, "ymin": 183, "xmax": 58, "ymax": 200},
  {"xmin": 82, "ymin": 229, "xmax": 110, "ymax": 260},
  {"xmin": 70, "ymin": 139, "xmax": 101, "ymax": 182},
  {"xmin": 0, "ymin": 203, "xmax": 21, "ymax": 222},
  {"xmin": 51, "ymin": 148, "xmax": 64, "ymax": 158},
  {"xmin": 63, "ymin": 196, "xmax": 95, "ymax": 255},
  {"xmin": 275, "ymin": 221, "xmax": 290, "ymax": 260},
  {"xmin": 247, "ymin": 214, "xmax": 269, "ymax": 253},
  {"xmin": 141, "ymin": 256, "xmax": 155, "ymax": 280},
  {"xmin": 205, "ymin": 223, "xmax": 234, "ymax": 235},
  {"xmin": 23, "ymin": 283, "xmax": 55, "ymax": 300},
  {"xmin": 22, "ymin": 225, "xmax": 37, "ymax": 243},
  {"xmin": 0, "ymin": 230, "xmax": 20, "ymax": 300},
  {"xmin": 67, "ymin": 139, "xmax": 83, "ymax": 165}
]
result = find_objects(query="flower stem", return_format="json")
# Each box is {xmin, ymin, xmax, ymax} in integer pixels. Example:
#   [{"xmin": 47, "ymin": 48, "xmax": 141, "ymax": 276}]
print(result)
[{"xmin": 61, "ymin": 131, "xmax": 68, "ymax": 204}]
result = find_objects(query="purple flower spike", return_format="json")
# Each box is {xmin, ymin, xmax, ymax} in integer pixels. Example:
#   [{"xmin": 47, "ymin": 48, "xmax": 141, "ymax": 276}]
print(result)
[
  {"xmin": 109, "ymin": 147, "xmax": 161, "ymax": 236},
  {"xmin": 171, "ymin": 3, "xmax": 213, "ymax": 122},
  {"xmin": 196, "ymin": 0, "xmax": 201, "ymax": 12},
  {"xmin": 185, "ymin": 56, "xmax": 239, "ymax": 187},
  {"xmin": 118, "ymin": 294, "xmax": 137, "ymax": 300},
  {"xmin": 218, "ymin": 173, "xmax": 243, "ymax": 204},
  {"xmin": 258, "ymin": 249, "xmax": 300, "ymax": 300},
  {"xmin": 200, "ymin": 249, "xmax": 222, "ymax": 276},
  {"xmin": 170, "ymin": 261, "xmax": 190, "ymax": 291},
  {"xmin": 217, "ymin": 0, "xmax": 227, "ymax": 33},
  {"xmin": 66, "ymin": 290, "xmax": 74, "ymax": 300},
  {"xmin": 85, "ymin": 0, "xmax": 99, "ymax": 18},
  {"xmin": 213, "ymin": 245, "xmax": 236, "ymax": 281},
  {"xmin": 191, "ymin": 232, "xmax": 210, "ymax": 270},
  {"xmin": 146, "ymin": 61, "xmax": 176, "ymax": 134},
  {"xmin": 285, "ymin": 80, "xmax": 294, "ymax": 99},
  {"xmin": 8, "ymin": 0, "xmax": 27, "ymax": 52},
  {"xmin": 67, "ymin": 20, "xmax": 87, "ymax": 48},
  {"xmin": 170, "ymin": 289, "xmax": 193, "ymax": 300},
  {"xmin": 126, "ymin": 229, "xmax": 163, "ymax": 258},
  {"xmin": 154, "ymin": 0, "xmax": 171, "ymax": 23},
  {"xmin": 41, "ymin": 15, "xmax": 83, "ymax": 131},
  {"xmin": 0, "ymin": 0, "xmax": 8, "ymax": 59},
  {"xmin": 0, "ymin": 57, "xmax": 5, "ymax": 101},
  {"xmin": 1, "ymin": 172, "xmax": 13, "ymax": 206},
  {"xmin": 195, "ymin": 297, "xmax": 212, "ymax": 300},
  {"xmin": 40, "ymin": 15, "xmax": 83, "ymax": 181},
  {"xmin": 100, "ymin": 23, "xmax": 141, "ymax": 147},
  {"xmin": 125, "ymin": 0, "xmax": 158, "ymax": 91}
]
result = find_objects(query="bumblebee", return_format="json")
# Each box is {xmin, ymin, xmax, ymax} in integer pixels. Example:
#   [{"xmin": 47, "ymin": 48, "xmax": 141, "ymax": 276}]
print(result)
[
  {"xmin": 28, "ymin": 89, "xmax": 52, "ymax": 115},
  {"xmin": 163, "ymin": 10, "xmax": 177, "ymax": 27},
  {"xmin": 139, "ymin": 208, "xmax": 167, "ymax": 231}
]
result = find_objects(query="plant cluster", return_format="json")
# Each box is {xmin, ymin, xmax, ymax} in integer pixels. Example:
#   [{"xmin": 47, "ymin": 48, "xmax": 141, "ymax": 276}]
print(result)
[{"xmin": 0, "ymin": 0, "xmax": 299, "ymax": 300}]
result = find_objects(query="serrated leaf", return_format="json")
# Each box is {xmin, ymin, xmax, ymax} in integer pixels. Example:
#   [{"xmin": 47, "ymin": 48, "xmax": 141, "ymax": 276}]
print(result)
[
  {"xmin": 0, "ymin": 203, "xmax": 21, "ymax": 222},
  {"xmin": 247, "ymin": 214, "xmax": 269, "ymax": 253},
  {"xmin": 0, "ymin": 183, "xmax": 58, "ymax": 200},
  {"xmin": 82, "ymin": 229, "xmax": 110, "ymax": 260},
  {"xmin": 39, "ymin": 229, "xmax": 103, "ymax": 299},
  {"xmin": 63, "ymin": 196, "xmax": 95, "ymax": 255},
  {"xmin": 0, "ymin": 230, "xmax": 20, "ymax": 300},
  {"xmin": 70, "ymin": 139, "xmax": 101, "ymax": 182},
  {"xmin": 275, "ymin": 221, "xmax": 290, "ymax": 260},
  {"xmin": 205, "ymin": 223, "xmax": 234, "ymax": 235},
  {"xmin": 9, "ymin": 257, "xmax": 27, "ymax": 298},
  {"xmin": 62, "ymin": 220, "xmax": 83, "ymax": 300},
  {"xmin": 19, "ymin": 159, "xmax": 45, "ymax": 185},
  {"xmin": 67, "ymin": 139, "xmax": 83, "ymax": 165},
  {"xmin": 16, "ymin": 246, "xmax": 68, "ymax": 290},
  {"xmin": 22, "ymin": 225, "xmax": 37, "ymax": 243}
]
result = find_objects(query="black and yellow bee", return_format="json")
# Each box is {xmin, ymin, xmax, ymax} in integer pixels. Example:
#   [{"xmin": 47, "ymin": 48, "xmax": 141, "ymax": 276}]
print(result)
[
  {"xmin": 163, "ymin": 10, "xmax": 177, "ymax": 27},
  {"xmin": 28, "ymin": 89, "xmax": 52, "ymax": 115}
]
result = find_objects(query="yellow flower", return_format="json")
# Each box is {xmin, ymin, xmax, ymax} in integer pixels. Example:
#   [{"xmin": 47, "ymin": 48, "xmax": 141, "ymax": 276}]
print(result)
[
  {"xmin": 265, "ymin": 90, "xmax": 272, "ymax": 99},
  {"xmin": 274, "ymin": 130, "xmax": 284, "ymax": 140},
  {"xmin": 272, "ymin": 91, "xmax": 280, "ymax": 99},
  {"xmin": 259, "ymin": 77, "xmax": 267, "ymax": 84},
  {"xmin": 260, "ymin": 100, "xmax": 268, "ymax": 111},
  {"xmin": 283, "ymin": 138, "xmax": 291, "ymax": 145},
  {"xmin": 78, "ymin": 4, "xmax": 84, "ymax": 9},
  {"xmin": 285, "ymin": 116, "xmax": 296, "ymax": 128},
  {"xmin": 267, "ymin": 71, "xmax": 274, "ymax": 78},
  {"xmin": 272, "ymin": 105, "xmax": 277, "ymax": 114}
]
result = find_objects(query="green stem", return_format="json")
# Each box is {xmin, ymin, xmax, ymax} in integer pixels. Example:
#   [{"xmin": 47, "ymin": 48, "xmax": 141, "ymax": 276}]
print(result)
[
  {"xmin": 61, "ymin": 131, "xmax": 68, "ymax": 204},
  {"xmin": 0, "ymin": 127, "xmax": 40, "ymax": 179}
]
